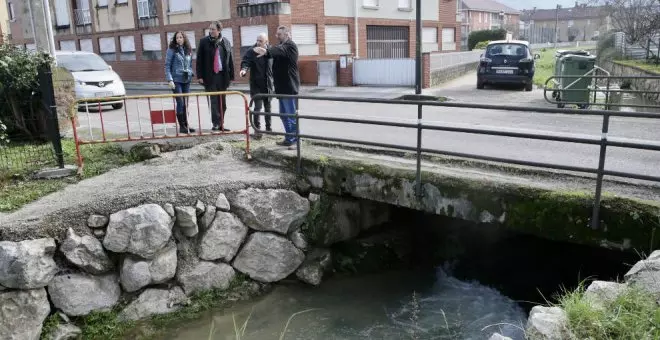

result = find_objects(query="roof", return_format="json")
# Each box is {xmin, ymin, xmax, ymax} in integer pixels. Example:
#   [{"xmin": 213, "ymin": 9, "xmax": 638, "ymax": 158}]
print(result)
[
  {"xmin": 461, "ymin": 0, "xmax": 520, "ymax": 15},
  {"xmin": 520, "ymin": 5, "xmax": 606, "ymax": 21}
]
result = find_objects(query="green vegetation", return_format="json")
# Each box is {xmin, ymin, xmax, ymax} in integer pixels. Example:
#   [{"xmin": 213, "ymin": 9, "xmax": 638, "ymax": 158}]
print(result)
[
  {"xmin": 614, "ymin": 60, "xmax": 660, "ymax": 75},
  {"xmin": 533, "ymin": 47, "xmax": 597, "ymax": 87},
  {"xmin": 0, "ymin": 139, "xmax": 141, "ymax": 212},
  {"xmin": 474, "ymin": 41, "xmax": 490, "ymax": 50},
  {"xmin": 557, "ymin": 282, "xmax": 660, "ymax": 340},
  {"xmin": 468, "ymin": 28, "xmax": 506, "ymax": 51}
]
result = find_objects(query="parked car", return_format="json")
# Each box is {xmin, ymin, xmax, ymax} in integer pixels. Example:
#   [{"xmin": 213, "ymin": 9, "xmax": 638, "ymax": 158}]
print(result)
[
  {"xmin": 54, "ymin": 50, "xmax": 126, "ymax": 110},
  {"xmin": 476, "ymin": 39, "xmax": 540, "ymax": 91}
]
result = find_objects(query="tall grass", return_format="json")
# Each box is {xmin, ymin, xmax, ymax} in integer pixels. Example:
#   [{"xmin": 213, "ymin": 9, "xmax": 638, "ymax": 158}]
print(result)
[
  {"xmin": 556, "ymin": 281, "xmax": 660, "ymax": 340},
  {"xmin": 207, "ymin": 308, "xmax": 320, "ymax": 340}
]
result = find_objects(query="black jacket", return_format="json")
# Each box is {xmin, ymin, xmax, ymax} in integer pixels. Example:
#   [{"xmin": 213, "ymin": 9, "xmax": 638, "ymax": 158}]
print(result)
[
  {"xmin": 196, "ymin": 35, "xmax": 234, "ymax": 88},
  {"xmin": 240, "ymin": 43, "xmax": 274, "ymax": 95},
  {"xmin": 266, "ymin": 39, "xmax": 300, "ymax": 95}
]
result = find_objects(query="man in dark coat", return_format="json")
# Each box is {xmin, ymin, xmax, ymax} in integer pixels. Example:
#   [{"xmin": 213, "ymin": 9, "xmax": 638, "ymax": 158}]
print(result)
[
  {"xmin": 240, "ymin": 32, "xmax": 274, "ymax": 135},
  {"xmin": 197, "ymin": 21, "xmax": 234, "ymax": 131},
  {"xmin": 253, "ymin": 25, "xmax": 300, "ymax": 147}
]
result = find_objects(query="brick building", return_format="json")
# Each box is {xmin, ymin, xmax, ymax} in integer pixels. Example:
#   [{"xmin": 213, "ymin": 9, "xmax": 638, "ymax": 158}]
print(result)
[
  {"xmin": 459, "ymin": 0, "xmax": 519, "ymax": 50},
  {"xmin": 7, "ymin": 0, "xmax": 461, "ymax": 85}
]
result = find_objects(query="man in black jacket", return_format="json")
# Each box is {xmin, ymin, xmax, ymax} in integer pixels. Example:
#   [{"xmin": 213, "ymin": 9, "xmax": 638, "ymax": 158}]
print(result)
[
  {"xmin": 240, "ymin": 32, "xmax": 274, "ymax": 135},
  {"xmin": 197, "ymin": 21, "xmax": 234, "ymax": 131},
  {"xmin": 253, "ymin": 25, "xmax": 300, "ymax": 147}
]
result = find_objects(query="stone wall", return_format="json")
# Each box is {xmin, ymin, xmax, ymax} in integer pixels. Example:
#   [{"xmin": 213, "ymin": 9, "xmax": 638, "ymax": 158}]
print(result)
[
  {"xmin": 0, "ymin": 188, "xmax": 318, "ymax": 339},
  {"xmin": 0, "ymin": 185, "xmax": 405, "ymax": 339},
  {"xmin": 601, "ymin": 60, "xmax": 660, "ymax": 103},
  {"xmin": 429, "ymin": 62, "xmax": 479, "ymax": 87}
]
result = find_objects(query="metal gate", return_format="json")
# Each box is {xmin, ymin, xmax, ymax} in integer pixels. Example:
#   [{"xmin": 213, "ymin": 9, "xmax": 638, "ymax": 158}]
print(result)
[
  {"xmin": 366, "ymin": 25, "xmax": 409, "ymax": 59},
  {"xmin": 353, "ymin": 58, "xmax": 415, "ymax": 86}
]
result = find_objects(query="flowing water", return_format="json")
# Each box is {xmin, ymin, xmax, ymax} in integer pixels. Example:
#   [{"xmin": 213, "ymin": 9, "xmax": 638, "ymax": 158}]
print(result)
[
  {"xmin": 166, "ymin": 266, "xmax": 527, "ymax": 340},
  {"xmin": 162, "ymin": 210, "xmax": 639, "ymax": 340}
]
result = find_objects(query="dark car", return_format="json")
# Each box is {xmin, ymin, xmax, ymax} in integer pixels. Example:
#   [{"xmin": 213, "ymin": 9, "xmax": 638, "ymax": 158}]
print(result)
[{"xmin": 476, "ymin": 40, "xmax": 540, "ymax": 91}]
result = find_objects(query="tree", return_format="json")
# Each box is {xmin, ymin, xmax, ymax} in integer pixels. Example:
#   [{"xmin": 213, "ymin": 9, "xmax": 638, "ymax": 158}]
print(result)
[{"xmin": 589, "ymin": 0, "xmax": 660, "ymax": 44}]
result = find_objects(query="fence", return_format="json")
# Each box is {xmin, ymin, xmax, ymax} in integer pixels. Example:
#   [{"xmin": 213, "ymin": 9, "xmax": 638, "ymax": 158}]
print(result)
[
  {"xmin": 69, "ymin": 91, "xmax": 252, "ymax": 172},
  {"xmin": 248, "ymin": 84, "xmax": 660, "ymax": 230},
  {"xmin": 0, "ymin": 62, "xmax": 66, "ymax": 176},
  {"xmin": 430, "ymin": 51, "xmax": 483, "ymax": 71}
]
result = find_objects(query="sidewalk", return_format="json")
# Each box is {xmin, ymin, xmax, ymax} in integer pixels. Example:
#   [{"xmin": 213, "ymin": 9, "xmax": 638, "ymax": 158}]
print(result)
[{"xmin": 124, "ymin": 81, "xmax": 417, "ymax": 100}]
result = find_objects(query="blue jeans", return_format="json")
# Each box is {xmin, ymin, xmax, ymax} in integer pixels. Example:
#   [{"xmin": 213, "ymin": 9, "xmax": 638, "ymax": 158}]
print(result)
[
  {"xmin": 172, "ymin": 82, "xmax": 190, "ymax": 114},
  {"xmin": 279, "ymin": 98, "xmax": 297, "ymax": 143}
]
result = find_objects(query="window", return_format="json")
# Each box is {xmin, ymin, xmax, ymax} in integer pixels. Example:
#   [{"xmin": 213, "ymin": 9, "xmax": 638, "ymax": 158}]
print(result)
[
  {"xmin": 325, "ymin": 25, "xmax": 349, "ymax": 45},
  {"xmin": 8, "ymin": 2, "xmax": 15, "ymax": 21},
  {"xmin": 54, "ymin": 0, "xmax": 70, "ymax": 26},
  {"xmin": 486, "ymin": 43, "xmax": 528, "ymax": 57},
  {"xmin": 116, "ymin": 0, "xmax": 128, "ymax": 4},
  {"xmin": 240, "ymin": 25, "xmax": 267, "ymax": 57},
  {"xmin": 137, "ymin": 0, "xmax": 156, "ymax": 18},
  {"xmin": 97, "ymin": 0, "xmax": 108, "ymax": 7},
  {"xmin": 120, "ymin": 35, "xmax": 136, "ymax": 61},
  {"xmin": 398, "ymin": 0, "xmax": 411, "ymax": 9},
  {"xmin": 325, "ymin": 25, "xmax": 349, "ymax": 54},
  {"xmin": 292, "ymin": 24, "xmax": 317, "ymax": 45},
  {"xmin": 99, "ymin": 37, "xmax": 116, "ymax": 62},
  {"xmin": 363, "ymin": 0, "xmax": 378, "ymax": 7},
  {"xmin": 166, "ymin": 31, "xmax": 197, "ymax": 57},
  {"xmin": 442, "ymin": 28, "xmax": 455, "ymax": 43},
  {"xmin": 80, "ymin": 39, "xmax": 93, "ymax": 52},
  {"xmin": 168, "ymin": 0, "xmax": 191, "ymax": 13},
  {"xmin": 422, "ymin": 27, "xmax": 437, "ymax": 43},
  {"xmin": 141, "ymin": 33, "xmax": 162, "ymax": 60},
  {"xmin": 59, "ymin": 40, "xmax": 77, "ymax": 51}
]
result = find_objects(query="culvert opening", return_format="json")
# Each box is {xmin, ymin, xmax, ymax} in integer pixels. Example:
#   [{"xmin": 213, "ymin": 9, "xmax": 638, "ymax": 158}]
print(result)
[{"xmin": 166, "ymin": 193, "xmax": 639, "ymax": 340}]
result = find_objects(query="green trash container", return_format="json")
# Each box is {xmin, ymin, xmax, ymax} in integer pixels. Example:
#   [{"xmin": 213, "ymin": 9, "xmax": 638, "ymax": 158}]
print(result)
[
  {"xmin": 556, "ymin": 53, "xmax": 597, "ymax": 109},
  {"xmin": 553, "ymin": 50, "xmax": 591, "ymax": 79}
]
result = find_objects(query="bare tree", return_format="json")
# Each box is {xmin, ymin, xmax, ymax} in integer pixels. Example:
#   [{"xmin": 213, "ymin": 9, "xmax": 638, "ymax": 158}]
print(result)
[{"xmin": 588, "ymin": 0, "xmax": 660, "ymax": 44}]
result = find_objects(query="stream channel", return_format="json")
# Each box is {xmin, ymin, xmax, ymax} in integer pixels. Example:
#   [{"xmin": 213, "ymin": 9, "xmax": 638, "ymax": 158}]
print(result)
[{"xmin": 160, "ymin": 209, "xmax": 639, "ymax": 340}]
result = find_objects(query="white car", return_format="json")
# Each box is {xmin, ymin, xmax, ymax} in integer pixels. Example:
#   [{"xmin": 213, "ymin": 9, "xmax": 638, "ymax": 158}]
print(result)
[{"xmin": 55, "ymin": 50, "xmax": 126, "ymax": 110}]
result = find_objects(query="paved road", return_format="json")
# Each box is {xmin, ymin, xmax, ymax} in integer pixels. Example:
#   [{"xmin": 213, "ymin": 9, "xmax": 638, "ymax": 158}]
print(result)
[{"xmin": 78, "ymin": 72, "xmax": 660, "ymax": 181}]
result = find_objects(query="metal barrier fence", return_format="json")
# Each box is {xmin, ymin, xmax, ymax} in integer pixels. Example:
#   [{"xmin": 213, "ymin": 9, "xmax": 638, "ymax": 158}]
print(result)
[
  {"xmin": 69, "ymin": 90, "xmax": 251, "ymax": 172},
  {"xmin": 248, "ymin": 92, "xmax": 660, "ymax": 231},
  {"xmin": 543, "ymin": 75, "xmax": 660, "ymax": 110},
  {"xmin": 430, "ymin": 51, "xmax": 482, "ymax": 71}
]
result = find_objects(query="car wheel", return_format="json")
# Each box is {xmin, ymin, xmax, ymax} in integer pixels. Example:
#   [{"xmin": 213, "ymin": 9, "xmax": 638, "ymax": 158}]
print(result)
[
  {"xmin": 477, "ymin": 80, "xmax": 485, "ymax": 89},
  {"xmin": 524, "ymin": 82, "xmax": 533, "ymax": 92},
  {"xmin": 111, "ymin": 103, "xmax": 124, "ymax": 110}
]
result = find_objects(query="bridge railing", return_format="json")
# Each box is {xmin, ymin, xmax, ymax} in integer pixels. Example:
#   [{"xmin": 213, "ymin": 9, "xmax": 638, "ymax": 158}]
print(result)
[{"xmin": 248, "ymin": 90, "xmax": 660, "ymax": 231}]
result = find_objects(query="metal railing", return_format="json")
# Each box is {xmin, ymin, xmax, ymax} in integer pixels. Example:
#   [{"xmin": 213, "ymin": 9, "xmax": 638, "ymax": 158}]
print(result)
[
  {"xmin": 69, "ymin": 91, "xmax": 252, "ymax": 173},
  {"xmin": 248, "ymin": 91, "xmax": 660, "ymax": 230},
  {"xmin": 430, "ymin": 50, "xmax": 482, "ymax": 71}
]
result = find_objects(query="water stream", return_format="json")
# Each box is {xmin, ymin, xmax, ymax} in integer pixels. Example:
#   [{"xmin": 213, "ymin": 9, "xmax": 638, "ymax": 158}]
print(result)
[{"xmin": 161, "ymin": 211, "xmax": 638, "ymax": 340}]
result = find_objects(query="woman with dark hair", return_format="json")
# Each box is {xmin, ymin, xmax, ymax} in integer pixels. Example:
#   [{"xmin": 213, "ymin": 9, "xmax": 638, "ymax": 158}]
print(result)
[{"xmin": 165, "ymin": 31, "xmax": 195, "ymax": 133}]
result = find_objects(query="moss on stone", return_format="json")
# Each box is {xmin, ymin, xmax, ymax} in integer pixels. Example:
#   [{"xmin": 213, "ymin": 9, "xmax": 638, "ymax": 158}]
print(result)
[{"xmin": 260, "ymin": 146, "xmax": 660, "ymax": 253}]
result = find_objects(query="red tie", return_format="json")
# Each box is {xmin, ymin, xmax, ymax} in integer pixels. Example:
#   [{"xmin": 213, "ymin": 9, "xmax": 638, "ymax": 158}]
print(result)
[{"xmin": 213, "ymin": 48, "xmax": 220, "ymax": 73}]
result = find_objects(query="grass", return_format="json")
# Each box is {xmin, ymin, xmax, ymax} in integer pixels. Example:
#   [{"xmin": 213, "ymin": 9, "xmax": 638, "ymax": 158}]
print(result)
[
  {"xmin": 613, "ymin": 60, "xmax": 660, "ymax": 75},
  {"xmin": 555, "ymin": 281, "xmax": 660, "ymax": 340},
  {"xmin": 532, "ymin": 46, "xmax": 596, "ymax": 87},
  {"xmin": 0, "ymin": 139, "xmax": 141, "ymax": 212}
]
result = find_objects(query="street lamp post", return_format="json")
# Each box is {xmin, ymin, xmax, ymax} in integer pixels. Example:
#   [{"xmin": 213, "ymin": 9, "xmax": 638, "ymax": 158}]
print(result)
[{"xmin": 554, "ymin": 4, "xmax": 561, "ymax": 48}]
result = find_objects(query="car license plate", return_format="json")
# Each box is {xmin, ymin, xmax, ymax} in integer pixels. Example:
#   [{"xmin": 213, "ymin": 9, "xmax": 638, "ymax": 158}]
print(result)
[
  {"xmin": 496, "ymin": 69, "xmax": 514, "ymax": 74},
  {"xmin": 95, "ymin": 92, "xmax": 113, "ymax": 97}
]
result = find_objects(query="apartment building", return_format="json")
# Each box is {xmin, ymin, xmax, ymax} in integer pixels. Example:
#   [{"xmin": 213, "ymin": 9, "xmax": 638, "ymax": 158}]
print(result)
[
  {"xmin": 0, "ymin": 0, "xmax": 9, "ymax": 43},
  {"xmin": 520, "ymin": 4, "xmax": 610, "ymax": 43},
  {"xmin": 459, "ymin": 0, "xmax": 519, "ymax": 49},
  {"xmin": 6, "ymin": 0, "xmax": 461, "ymax": 85}
]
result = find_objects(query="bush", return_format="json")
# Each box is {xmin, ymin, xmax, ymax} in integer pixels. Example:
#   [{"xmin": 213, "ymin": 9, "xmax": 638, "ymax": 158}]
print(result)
[
  {"xmin": 0, "ymin": 43, "xmax": 54, "ymax": 141},
  {"xmin": 468, "ymin": 29, "xmax": 506, "ymax": 50},
  {"xmin": 474, "ymin": 41, "xmax": 490, "ymax": 50}
]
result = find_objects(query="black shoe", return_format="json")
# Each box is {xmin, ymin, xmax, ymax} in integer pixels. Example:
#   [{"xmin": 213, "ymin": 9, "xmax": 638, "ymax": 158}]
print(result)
[
  {"xmin": 179, "ymin": 126, "xmax": 195, "ymax": 134},
  {"xmin": 266, "ymin": 126, "xmax": 272, "ymax": 132},
  {"xmin": 276, "ymin": 140, "xmax": 294, "ymax": 147},
  {"xmin": 188, "ymin": 127, "xmax": 196, "ymax": 133}
]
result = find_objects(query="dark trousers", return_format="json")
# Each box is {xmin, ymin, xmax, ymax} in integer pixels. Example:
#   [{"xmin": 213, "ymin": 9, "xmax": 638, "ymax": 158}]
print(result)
[
  {"xmin": 172, "ymin": 82, "xmax": 190, "ymax": 128},
  {"xmin": 252, "ymin": 95, "xmax": 271, "ymax": 130},
  {"xmin": 204, "ymin": 72, "xmax": 228, "ymax": 128}
]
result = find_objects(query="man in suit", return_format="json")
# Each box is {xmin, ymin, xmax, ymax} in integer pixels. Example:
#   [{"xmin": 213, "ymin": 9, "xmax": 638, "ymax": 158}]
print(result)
[
  {"xmin": 240, "ymin": 32, "xmax": 274, "ymax": 138},
  {"xmin": 253, "ymin": 25, "xmax": 300, "ymax": 148},
  {"xmin": 197, "ymin": 21, "xmax": 234, "ymax": 131}
]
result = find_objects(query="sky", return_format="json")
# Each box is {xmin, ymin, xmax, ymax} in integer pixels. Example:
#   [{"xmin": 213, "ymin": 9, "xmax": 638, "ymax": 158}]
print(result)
[{"xmin": 496, "ymin": 0, "xmax": 589, "ymax": 10}]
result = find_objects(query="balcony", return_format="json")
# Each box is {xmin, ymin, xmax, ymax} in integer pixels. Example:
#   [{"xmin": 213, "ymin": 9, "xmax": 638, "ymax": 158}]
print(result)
[
  {"xmin": 74, "ymin": 9, "xmax": 92, "ymax": 34},
  {"xmin": 236, "ymin": 0, "xmax": 290, "ymax": 17}
]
